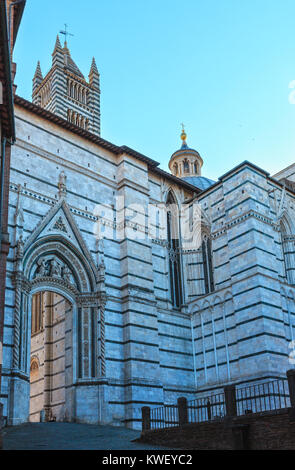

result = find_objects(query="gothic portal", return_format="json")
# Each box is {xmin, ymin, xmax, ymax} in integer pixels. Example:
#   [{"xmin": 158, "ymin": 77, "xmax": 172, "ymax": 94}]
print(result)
[{"xmin": 7, "ymin": 195, "xmax": 108, "ymax": 425}]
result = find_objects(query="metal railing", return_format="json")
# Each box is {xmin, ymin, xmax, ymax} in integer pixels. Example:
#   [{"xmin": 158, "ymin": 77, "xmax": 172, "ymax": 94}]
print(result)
[
  {"xmin": 145, "ymin": 377, "xmax": 291, "ymax": 431},
  {"xmin": 188, "ymin": 392, "xmax": 225, "ymax": 423},
  {"xmin": 236, "ymin": 378, "xmax": 290, "ymax": 415},
  {"xmin": 150, "ymin": 404, "xmax": 178, "ymax": 430},
  {"xmin": 149, "ymin": 392, "xmax": 225, "ymax": 430}
]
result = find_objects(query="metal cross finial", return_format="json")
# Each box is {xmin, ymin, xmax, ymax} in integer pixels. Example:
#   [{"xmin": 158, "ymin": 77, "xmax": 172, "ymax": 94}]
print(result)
[
  {"xmin": 181, "ymin": 123, "xmax": 185, "ymax": 132},
  {"xmin": 60, "ymin": 24, "xmax": 74, "ymax": 44}
]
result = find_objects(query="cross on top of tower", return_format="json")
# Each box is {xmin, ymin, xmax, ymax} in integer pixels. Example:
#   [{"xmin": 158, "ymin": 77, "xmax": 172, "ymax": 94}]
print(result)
[{"xmin": 60, "ymin": 24, "xmax": 74, "ymax": 45}]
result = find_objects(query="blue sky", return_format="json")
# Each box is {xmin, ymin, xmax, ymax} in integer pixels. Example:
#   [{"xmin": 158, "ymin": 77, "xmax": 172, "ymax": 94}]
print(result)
[{"xmin": 13, "ymin": 0, "xmax": 295, "ymax": 180}]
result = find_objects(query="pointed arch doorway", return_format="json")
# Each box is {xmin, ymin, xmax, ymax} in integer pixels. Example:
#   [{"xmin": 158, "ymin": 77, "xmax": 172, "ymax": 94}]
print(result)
[{"xmin": 29, "ymin": 290, "xmax": 74, "ymax": 422}]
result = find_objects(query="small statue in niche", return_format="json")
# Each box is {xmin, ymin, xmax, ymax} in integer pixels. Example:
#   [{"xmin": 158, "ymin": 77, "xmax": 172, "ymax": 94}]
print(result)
[
  {"xmin": 58, "ymin": 170, "xmax": 67, "ymax": 198},
  {"xmin": 16, "ymin": 234, "xmax": 24, "ymax": 259},
  {"xmin": 35, "ymin": 258, "xmax": 47, "ymax": 277},
  {"xmin": 50, "ymin": 258, "xmax": 62, "ymax": 277},
  {"xmin": 63, "ymin": 265, "xmax": 72, "ymax": 283},
  {"xmin": 99, "ymin": 260, "xmax": 106, "ymax": 279}
]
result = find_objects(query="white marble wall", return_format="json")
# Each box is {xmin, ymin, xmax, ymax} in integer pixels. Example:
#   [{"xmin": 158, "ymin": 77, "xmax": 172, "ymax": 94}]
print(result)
[{"xmin": 1, "ymin": 104, "xmax": 295, "ymax": 428}]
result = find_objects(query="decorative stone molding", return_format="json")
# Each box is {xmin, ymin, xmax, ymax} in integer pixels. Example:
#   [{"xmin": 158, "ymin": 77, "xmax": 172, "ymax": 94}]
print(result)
[
  {"xmin": 12, "ymin": 272, "xmax": 31, "ymax": 294},
  {"xmin": 52, "ymin": 216, "xmax": 67, "ymax": 233},
  {"xmin": 99, "ymin": 294, "xmax": 107, "ymax": 377},
  {"xmin": 12, "ymin": 276, "xmax": 22, "ymax": 368},
  {"xmin": 152, "ymin": 238, "xmax": 167, "ymax": 247},
  {"xmin": 31, "ymin": 276, "xmax": 79, "ymax": 296},
  {"xmin": 18, "ymin": 199, "xmax": 100, "ymax": 290},
  {"xmin": 14, "ymin": 184, "xmax": 24, "ymax": 244},
  {"xmin": 283, "ymin": 235, "xmax": 295, "ymax": 243},
  {"xmin": 75, "ymin": 292, "xmax": 101, "ymax": 307}
]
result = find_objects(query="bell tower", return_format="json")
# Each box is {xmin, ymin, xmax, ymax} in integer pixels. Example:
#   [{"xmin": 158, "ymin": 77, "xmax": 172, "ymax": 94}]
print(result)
[{"xmin": 32, "ymin": 35, "xmax": 101, "ymax": 136}]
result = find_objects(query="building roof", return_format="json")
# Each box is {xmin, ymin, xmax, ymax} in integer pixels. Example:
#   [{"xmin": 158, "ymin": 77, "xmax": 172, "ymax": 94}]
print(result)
[
  {"xmin": 11, "ymin": 0, "xmax": 26, "ymax": 48},
  {"xmin": 183, "ymin": 176, "xmax": 216, "ymax": 190}
]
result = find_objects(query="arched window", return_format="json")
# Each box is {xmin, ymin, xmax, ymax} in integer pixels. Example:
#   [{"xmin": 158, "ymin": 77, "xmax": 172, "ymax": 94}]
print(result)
[
  {"xmin": 173, "ymin": 162, "xmax": 178, "ymax": 176},
  {"xmin": 183, "ymin": 159, "xmax": 190, "ymax": 174},
  {"xmin": 194, "ymin": 162, "xmax": 198, "ymax": 174},
  {"xmin": 31, "ymin": 292, "xmax": 43, "ymax": 335},
  {"xmin": 202, "ymin": 232, "xmax": 214, "ymax": 294},
  {"xmin": 167, "ymin": 192, "xmax": 183, "ymax": 308}
]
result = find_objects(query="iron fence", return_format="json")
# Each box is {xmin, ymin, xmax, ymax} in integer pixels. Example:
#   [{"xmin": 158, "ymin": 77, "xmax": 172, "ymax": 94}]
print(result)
[
  {"xmin": 188, "ymin": 392, "xmax": 225, "ymax": 423},
  {"xmin": 147, "ymin": 377, "xmax": 291, "ymax": 431},
  {"xmin": 150, "ymin": 404, "xmax": 178, "ymax": 430},
  {"xmin": 149, "ymin": 392, "xmax": 225, "ymax": 430},
  {"xmin": 236, "ymin": 378, "xmax": 290, "ymax": 415}
]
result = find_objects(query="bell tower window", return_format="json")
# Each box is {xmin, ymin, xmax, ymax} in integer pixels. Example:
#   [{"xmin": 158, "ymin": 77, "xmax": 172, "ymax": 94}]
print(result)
[{"xmin": 183, "ymin": 159, "xmax": 189, "ymax": 173}]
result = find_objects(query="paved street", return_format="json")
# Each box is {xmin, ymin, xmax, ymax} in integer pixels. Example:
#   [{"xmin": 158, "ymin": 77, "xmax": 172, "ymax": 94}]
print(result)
[{"xmin": 2, "ymin": 422, "xmax": 171, "ymax": 450}]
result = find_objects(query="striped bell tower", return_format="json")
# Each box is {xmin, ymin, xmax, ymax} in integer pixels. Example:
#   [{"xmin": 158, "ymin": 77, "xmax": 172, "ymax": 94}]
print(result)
[{"xmin": 32, "ymin": 35, "xmax": 101, "ymax": 136}]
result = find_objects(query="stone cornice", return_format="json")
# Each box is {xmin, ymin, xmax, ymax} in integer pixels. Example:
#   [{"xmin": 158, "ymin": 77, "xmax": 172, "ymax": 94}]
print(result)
[
  {"xmin": 117, "ymin": 177, "xmax": 150, "ymax": 196},
  {"xmin": 212, "ymin": 209, "xmax": 277, "ymax": 239}
]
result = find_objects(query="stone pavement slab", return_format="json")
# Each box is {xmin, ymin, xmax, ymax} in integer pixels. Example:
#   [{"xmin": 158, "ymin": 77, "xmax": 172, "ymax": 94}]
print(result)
[{"xmin": 2, "ymin": 422, "xmax": 174, "ymax": 450}]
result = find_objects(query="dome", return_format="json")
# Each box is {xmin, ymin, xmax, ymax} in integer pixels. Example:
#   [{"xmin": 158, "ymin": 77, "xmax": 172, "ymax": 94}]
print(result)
[
  {"xmin": 183, "ymin": 176, "xmax": 215, "ymax": 191},
  {"xmin": 169, "ymin": 127, "xmax": 213, "ymax": 188},
  {"xmin": 170, "ymin": 138, "xmax": 203, "ymax": 165}
]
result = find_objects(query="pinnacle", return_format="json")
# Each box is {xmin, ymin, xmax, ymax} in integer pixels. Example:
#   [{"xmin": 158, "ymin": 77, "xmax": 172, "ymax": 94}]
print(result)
[
  {"xmin": 53, "ymin": 34, "xmax": 62, "ymax": 52},
  {"xmin": 90, "ymin": 57, "xmax": 99, "ymax": 75},
  {"xmin": 34, "ymin": 60, "xmax": 43, "ymax": 79}
]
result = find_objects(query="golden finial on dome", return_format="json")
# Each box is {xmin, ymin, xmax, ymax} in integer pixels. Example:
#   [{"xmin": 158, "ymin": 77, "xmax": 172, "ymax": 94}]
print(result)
[{"xmin": 181, "ymin": 123, "xmax": 187, "ymax": 142}]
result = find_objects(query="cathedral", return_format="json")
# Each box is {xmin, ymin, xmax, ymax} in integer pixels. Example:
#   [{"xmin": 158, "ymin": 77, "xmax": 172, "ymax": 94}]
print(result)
[{"xmin": 1, "ymin": 34, "xmax": 295, "ymax": 430}]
